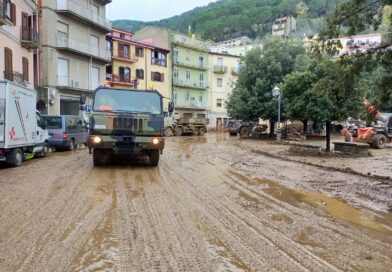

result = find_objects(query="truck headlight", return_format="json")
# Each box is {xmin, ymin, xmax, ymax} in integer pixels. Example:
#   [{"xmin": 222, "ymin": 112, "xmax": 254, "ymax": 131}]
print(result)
[
  {"xmin": 93, "ymin": 136, "xmax": 102, "ymax": 144},
  {"xmin": 152, "ymin": 138, "xmax": 159, "ymax": 145}
]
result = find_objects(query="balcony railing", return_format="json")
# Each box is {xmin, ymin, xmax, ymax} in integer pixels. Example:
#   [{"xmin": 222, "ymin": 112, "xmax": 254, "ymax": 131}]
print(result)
[
  {"xmin": 173, "ymin": 58, "xmax": 208, "ymax": 70},
  {"xmin": 231, "ymin": 67, "xmax": 240, "ymax": 75},
  {"xmin": 151, "ymin": 58, "xmax": 167, "ymax": 67},
  {"xmin": 56, "ymin": 0, "xmax": 112, "ymax": 30},
  {"xmin": 106, "ymin": 73, "xmax": 136, "ymax": 85},
  {"xmin": 0, "ymin": 1, "xmax": 6, "ymax": 26},
  {"xmin": 173, "ymin": 78, "xmax": 208, "ymax": 90},
  {"xmin": 21, "ymin": 27, "xmax": 39, "ymax": 49},
  {"xmin": 3, "ymin": 71, "xmax": 25, "ymax": 85},
  {"xmin": 57, "ymin": 32, "xmax": 110, "ymax": 61},
  {"xmin": 213, "ymin": 65, "xmax": 228, "ymax": 74},
  {"xmin": 112, "ymin": 50, "xmax": 138, "ymax": 62},
  {"xmin": 172, "ymin": 35, "xmax": 209, "ymax": 51}
]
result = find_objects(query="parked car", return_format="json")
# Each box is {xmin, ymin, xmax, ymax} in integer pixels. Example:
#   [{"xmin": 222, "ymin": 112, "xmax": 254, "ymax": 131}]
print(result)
[{"xmin": 42, "ymin": 115, "xmax": 88, "ymax": 151}]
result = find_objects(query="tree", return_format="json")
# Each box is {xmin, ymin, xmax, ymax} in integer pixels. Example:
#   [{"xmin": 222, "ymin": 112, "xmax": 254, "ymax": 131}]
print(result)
[
  {"xmin": 226, "ymin": 38, "xmax": 306, "ymax": 136},
  {"xmin": 283, "ymin": 56, "xmax": 364, "ymax": 151}
]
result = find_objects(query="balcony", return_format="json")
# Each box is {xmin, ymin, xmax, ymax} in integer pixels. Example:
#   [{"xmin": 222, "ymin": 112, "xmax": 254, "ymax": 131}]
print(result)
[
  {"xmin": 231, "ymin": 67, "xmax": 240, "ymax": 75},
  {"xmin": 56, "ymin": 33, "xmax": 110, "ymax": 62},
  {"xmin": 56, "ymin": 0, "xmax": 112, "ymax": 32},
  {"xmin": 173, "ymin": 78, "xmax": 209, "ymax": 90},
  {"xmin": 21, "ymin": 27, "xmax": 39, "ymax": 49},
  {"xmin": 3, "ymin": 71, "xmax": 27, "ymax": 86},
  {"xmin": 106, "ymin": 73, "xmax": 136, "ymax": 87},
  {"xmin": 151, "ymin": 58, "xmax": 167, "ymax": 67},
  {"xmin": 112, "ymin": 50, "xmax": 138, "ymax": 63},
  {"xmin": 213, "ymin": 65, "xmax": 228, "ymax": 74},
  {"xmin": 173, "ymin": 58, "xmax": 208, "ymax": 71},
  {"xmin": 172, "ymin": 35, "xmax": 209, "ymax": 52},
  {"xmin": 0, "ymin": 1, "xmax": 6, "ymax": 26}
]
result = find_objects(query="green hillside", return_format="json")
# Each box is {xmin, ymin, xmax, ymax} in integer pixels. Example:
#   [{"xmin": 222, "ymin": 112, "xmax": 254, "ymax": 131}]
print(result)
[{"xmin": 112, "ymin": 0, "xmax": 343, "ymax": 42}]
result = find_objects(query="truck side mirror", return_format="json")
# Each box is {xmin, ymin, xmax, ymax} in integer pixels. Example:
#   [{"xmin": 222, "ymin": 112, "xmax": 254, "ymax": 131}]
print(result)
[{"xmin": 168, "ymin": 102, "xmax": 174, "ymax": 113}]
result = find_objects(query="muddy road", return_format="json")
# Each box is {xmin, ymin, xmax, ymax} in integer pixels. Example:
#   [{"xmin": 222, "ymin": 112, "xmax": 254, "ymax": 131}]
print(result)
[{"xmin": 0, "ymin": 134, "xmax": 391, "ymax": 272}]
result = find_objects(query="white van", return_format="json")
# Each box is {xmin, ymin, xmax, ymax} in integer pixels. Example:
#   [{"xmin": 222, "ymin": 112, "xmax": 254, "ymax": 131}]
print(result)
[{"xmin": 0, "ymin": 81, "xmax": 49, "ymax": 167}]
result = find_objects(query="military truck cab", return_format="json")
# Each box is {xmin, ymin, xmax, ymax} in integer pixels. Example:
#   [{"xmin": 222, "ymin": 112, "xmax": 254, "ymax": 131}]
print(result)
[{"xmin": 88, "ymin": 87, "xmax": 170, "ymax": 166}]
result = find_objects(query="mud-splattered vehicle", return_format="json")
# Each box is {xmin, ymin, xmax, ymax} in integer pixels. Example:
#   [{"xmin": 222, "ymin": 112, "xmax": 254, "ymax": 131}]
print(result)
[{"xmin": 88, "ymin": 87, "xmax": 172, "ymax": 166}]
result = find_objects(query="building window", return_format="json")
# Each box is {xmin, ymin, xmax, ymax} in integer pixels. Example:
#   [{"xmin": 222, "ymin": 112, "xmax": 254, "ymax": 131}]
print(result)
[
  {"xmin": 57, "ymin": 21, "xmax": 69, "ymax": 47},
  {"xmin": 90, "ymin": 35, "xmax": 99, "ymax": 56},
  {"xmin": 199, "ymin": 56, "xmax": 204, "ymax": 67},
  {"xmin": 119, "ymin": 67, "xmax": 131, "ymax": 83},
  {"xmin": 199, "ymin": 95, "xmax": 203, "ymax": 103},
  {"xmin": 217, "ymin": 57, "xmax": 223, "ymax": 66},
  {"xmin": 217, "ymin": 98, "xmax": 223, "ymax": 107},
  {"xmin": 123, "ymin": 44, "xmax": 130, "ymax": 59},
  {"xmin": 120, "ymin": 33, "xmax": 125, "ymax": 39},
  {"xmin": 91, "ymin": 66, "xmax": 100, "ymax": 89},
  {"xmin": 173, "ymin": 49, "xmax": 179, "ymax": 63},
  {"xmin": 22, "ymin": 57, "xmax": 29, "ymax": 82},
  {"xmin": 6, "ymin": 1, "xmax": 16, "ymax": 24},
  {"xmin": 173, "ymin": 92, "xmax": 179, "ymax": 105},
  {"xmin": 136, "ymin": 47, "xmax": 144, "ymax": 57},
  {"xmin": 151, "ymin": 72, "xmax": 164, "ymax": 82},
  {"xmin": 151, "ymin": 50, "xmax": 167, "ymax": 67},
  {"xmin": 217, "ymin": 78, "xmax": 223, "ymax": 87},
  {"xmin": 136, "ymin": 69, "xmax": 144, "ymax": 79},
  {"xmin": 4, "ymin": 47, "xmax": 13, "ymax": 81},
  {"xmin": 57, "ymin": 58, "xmax": 69, "ymax": 86},
  {"xmin": 173, "ymin": 68, "xmax": 178, "ymax": 78},
  {"xmin": 185, "ymin": 91, "xmax": 190, "ymax": 101},
  {"xmin": 200, "ymin": 73, "xmax": 204, "ymax": 82},
  {"xmin": 186, "ymin": 70, "xmax": 191, "ymax": 80}
]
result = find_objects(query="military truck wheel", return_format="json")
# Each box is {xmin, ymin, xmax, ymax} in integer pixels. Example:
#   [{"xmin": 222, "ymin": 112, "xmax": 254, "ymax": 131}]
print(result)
[
  {"xmin": 149, "ymin": 150, "xmax": 160, "ymax": 167},
  {"xmin": 239, "ymin": 126, "xmax": 250, "ymax": 137},
  {"xmin": 371, "ymin": 134, "xmax": 387, "ymax": 149},
  {"xmin": 174, "ymin": 127, "xmax": 183, "ymax": 136},
  {"xmin": 193, "ymin": 128, "xmax": 199, "ymax": 136},
  {"xmin": 7, "ymin": 148, "xmax": 23, "ymax": 167},
  {"xmin": 164, "ymin": 127, "xmax": 173, "ymax": 137},
  {"xmin": 93, "ymin": 149, "xmax": 104, "ymax": 166},
  {"xmin": 198, "ymin": 127, "xmax": 205, "ymax": 136}
]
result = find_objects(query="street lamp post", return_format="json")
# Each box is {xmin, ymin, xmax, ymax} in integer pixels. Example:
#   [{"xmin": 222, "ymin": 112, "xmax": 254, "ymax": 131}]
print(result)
[{"xmin": 272, "ymin": 86, "xmax": 281, "ymax": 141}]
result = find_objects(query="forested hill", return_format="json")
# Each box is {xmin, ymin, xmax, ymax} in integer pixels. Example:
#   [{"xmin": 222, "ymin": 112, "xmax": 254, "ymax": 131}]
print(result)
[{"xmin": 112, "ymin": 0, "xmax": 343, "ymax": 42}]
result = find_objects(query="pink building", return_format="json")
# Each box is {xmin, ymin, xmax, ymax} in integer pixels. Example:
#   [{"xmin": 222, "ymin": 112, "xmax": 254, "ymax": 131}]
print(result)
[
  {"xmin": 0, "ymin": 0, "xmax": 39, "ymax": 89},
  {"xmin": 343, "ymin": 33, "xmax": 382, "ymax": 55}
]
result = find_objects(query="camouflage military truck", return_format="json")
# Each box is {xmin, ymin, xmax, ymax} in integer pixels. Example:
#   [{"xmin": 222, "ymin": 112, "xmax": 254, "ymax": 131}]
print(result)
[
  {"xmin": 164, "ymin": 107, "xmax": 208, "ymax": 136},
  {"xmin": 88, "ymin": 87, "xmax": 173, "ymax": 166}
]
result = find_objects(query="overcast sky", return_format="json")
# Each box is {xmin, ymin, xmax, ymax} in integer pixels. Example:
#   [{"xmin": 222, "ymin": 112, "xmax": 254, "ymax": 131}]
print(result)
[{"xmin": 106, "ymin": 0, "xmax": 219, "ymax": 21}]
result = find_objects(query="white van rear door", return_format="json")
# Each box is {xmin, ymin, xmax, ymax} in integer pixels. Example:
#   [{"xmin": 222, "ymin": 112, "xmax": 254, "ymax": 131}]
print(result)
[{"xmin": 0, "ymin": 99, "xmax": 5, "ymax": 143}]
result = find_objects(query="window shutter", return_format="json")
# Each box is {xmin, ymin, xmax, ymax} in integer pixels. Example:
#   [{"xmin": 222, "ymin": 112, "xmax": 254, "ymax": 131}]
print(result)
[
  {"xmin": 22, "ymin": 57, "xmax": 29, "ymax": 81},
  {"xmin": 160, "ymin": 73, "xmax": 164, "ymax": 82},
  {"xmin": 141, "ymin": 69, "xmax": 144, "ymax": 79},
  {"xmin": 11, "ymin": 3, "xmax": 16, "ymax": 25},
  {"xmin": 4, "ymin": 48, "xmax": 13, "ymax": 80},
  {"xmin": 151, "ymin": 71, "xmax": 154, "ymax": 81}
]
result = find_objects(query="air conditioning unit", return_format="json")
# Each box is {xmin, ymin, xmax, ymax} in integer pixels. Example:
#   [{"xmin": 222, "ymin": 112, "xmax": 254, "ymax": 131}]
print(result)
[{"xmin": 72, "ymin": 80, "xmax": 80, "ymax": 88}]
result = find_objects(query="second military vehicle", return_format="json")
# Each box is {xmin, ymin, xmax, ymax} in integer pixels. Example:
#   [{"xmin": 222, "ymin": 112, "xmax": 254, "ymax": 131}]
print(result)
[
  {"xmin": 88, "ymin": 87, "xmax": 171, "ymax": 166},
  {"xmin": 164, "ymin": 107, "xmax": 208, "ymax": 136}
]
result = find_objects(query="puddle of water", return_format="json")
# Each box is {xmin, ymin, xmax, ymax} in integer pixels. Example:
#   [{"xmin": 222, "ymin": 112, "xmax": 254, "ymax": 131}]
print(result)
[{"xmin": 228, "ymin": 171, "xmax": 392, "ymax": 235}]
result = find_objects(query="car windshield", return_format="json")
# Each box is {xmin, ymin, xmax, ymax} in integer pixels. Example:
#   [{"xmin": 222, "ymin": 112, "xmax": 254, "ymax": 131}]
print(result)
[
  {"xmin": 43, "ymin": 116, "xmax": 62, "ymax": 129},
  {"xmin": 93, "ymin": 88, "xmax": 162, "ymax": 114}
]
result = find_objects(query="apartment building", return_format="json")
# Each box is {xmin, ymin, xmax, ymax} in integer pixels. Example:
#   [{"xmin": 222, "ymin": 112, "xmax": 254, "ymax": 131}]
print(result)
[
  {"xmin": 209, "ymin": 52, "xmax": 240, "ymax": 130},
  {"xmin": 272, "ymin": 16, "xmax": 296, "ymax": 37},
  {"xmin": 134, "ymin": 26, "xmax": 210, "ymax": 111},
  {"xmin": 0, "ymin": 0, "xmax": 39, "ymax": 90},
  {"xmin": 105, "ymin": 28, "xmax": 171, "ymax": 109},
  {"xmin": 39, "ymin": 0, "xmax": 112, "ymax": 116}
]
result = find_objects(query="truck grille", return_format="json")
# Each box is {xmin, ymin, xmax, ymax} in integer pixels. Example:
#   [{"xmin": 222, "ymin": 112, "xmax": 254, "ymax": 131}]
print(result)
[{"xmin": 112, "ymin": 117, "xmax": 144, "ymax": 131}]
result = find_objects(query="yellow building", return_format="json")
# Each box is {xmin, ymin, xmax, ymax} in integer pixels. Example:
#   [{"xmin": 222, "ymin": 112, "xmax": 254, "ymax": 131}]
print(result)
[{"xmin": 106, "ymin": 28, "xmax": 171, "ymax": 109}]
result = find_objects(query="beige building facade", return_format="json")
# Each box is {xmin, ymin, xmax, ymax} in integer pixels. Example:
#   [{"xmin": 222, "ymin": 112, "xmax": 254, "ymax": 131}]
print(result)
[
  {"xmin": 0, "ymin": 0, "xmax": 39, "ymax": 90},
  {"xmin": 105, "ymin": 28, "xmax": 171, "ymax": 110},
  {"xmin": 209, "ymin": 52, "xmax": 240, "ymax": 130},
  {"xmin": 38, "ymin": 0, "xmax": 111, "ymax": 116}
]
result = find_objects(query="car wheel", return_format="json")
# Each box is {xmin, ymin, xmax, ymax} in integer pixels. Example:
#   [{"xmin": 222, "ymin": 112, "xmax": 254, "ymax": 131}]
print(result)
[
  {"xmin": 7, "ymin": 148, "xmax": 23, "ymax": 167},
  {"xmin": 174, "ymin": 127, "xmax": 183, "ymax": 136},
  {"xmin": 40, "ymin": 142, "xmax": 50, "ymax": 157},
  {"xmin": 93, "ymin": 149, "xmax": 104, "ymax": 166},
  {"xmin": 149, "ymin": 149, "xmax": 160, "ymax": 167},
  {"xmin": 371, "ymin": 134, "xmax": 387, "ymax": 149}
]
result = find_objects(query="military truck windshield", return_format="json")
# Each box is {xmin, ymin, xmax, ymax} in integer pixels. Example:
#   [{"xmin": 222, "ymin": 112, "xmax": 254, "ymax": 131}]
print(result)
[{"xmin": 94, "ymin": 88, "xmax": 162, "ymax": 114}]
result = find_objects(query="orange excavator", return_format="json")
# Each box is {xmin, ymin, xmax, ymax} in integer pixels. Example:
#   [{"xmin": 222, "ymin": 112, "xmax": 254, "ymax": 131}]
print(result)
[{"xmin": 342, "ymin": 98, "xmax": 392, "ymax": 149}]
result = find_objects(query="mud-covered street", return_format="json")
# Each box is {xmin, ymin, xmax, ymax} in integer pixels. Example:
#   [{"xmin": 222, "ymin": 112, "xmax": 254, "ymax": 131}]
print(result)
[{"xmin": 0, "ymin": 134, "xmax": 391, "ymax": 272}]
